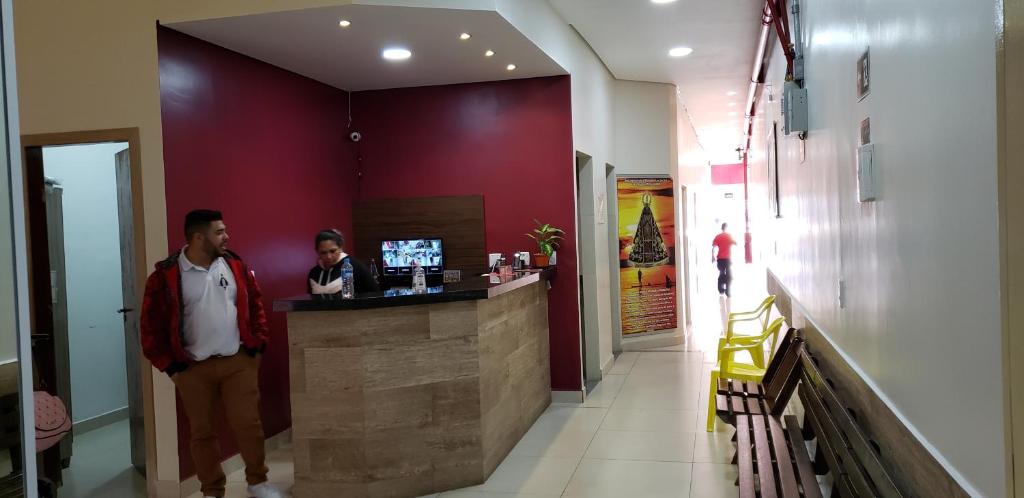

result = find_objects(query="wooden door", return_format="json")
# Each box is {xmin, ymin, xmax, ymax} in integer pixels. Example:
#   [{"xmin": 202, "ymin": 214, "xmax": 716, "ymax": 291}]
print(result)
[{"xmin": 114, "ymin": 148, "xmax": 145, "ymax": 475}]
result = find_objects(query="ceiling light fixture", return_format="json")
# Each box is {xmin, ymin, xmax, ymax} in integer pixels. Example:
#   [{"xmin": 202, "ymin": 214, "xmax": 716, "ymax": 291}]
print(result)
[
  {"xmin": 460, "ymin": 33, "xmax": 472, "ymax": 40},
  {"xmin": 507, "ymin": 64, "xmax": 517, "ymax": 71},
  {"xmin": 668, "ymin": 46, "xmax": 693, "ymax": 57},
  {"xmin": 651, "ymin": 0, "xmax": 678, "ymax": 3},
  {"xmin": 382, "ymin": 48, "xmax": 412, "ymax": 61},
  {"xmin": 485, "ymin": 50, "xmax": 495, "ymax": 57},
  {"xmin": 726, "ymin": 91, "xmax": 738, "ymax": 96},
  {"xmin": 338, "ymin": 19, "xmax": 351, "ymax": 28},
  {"xmin": 729, "ymin": 112, "xmax": 738, "ymax": 116}
]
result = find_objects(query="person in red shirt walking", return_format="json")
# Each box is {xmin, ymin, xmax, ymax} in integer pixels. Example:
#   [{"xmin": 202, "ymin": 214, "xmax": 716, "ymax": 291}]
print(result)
[{"xmin": 712, "ymin": 223, "xmax": 737, "ymax": 297}]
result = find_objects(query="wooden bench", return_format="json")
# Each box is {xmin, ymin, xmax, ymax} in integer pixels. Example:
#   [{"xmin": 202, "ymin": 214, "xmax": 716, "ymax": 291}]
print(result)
[
  {"xmin": 732, "ymin": 349, "xmax": 905, "ymax": 498},
  {"xmin": 716, "ymin": 328, "xmax": 803, "ymax": 425},
  {"xmin": 797, "ymin": 351, "xmax": 902, "ymax": 497}
]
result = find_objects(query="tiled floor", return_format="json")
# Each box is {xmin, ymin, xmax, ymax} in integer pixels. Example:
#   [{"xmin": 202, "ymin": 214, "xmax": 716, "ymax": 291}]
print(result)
[
  {"xmin": 61, "ymin": 419, "xmax": 147, "ymax": 498},
  {"xmin": 204, "ymin": 264, "xmax": 770, "ymax": 498}
]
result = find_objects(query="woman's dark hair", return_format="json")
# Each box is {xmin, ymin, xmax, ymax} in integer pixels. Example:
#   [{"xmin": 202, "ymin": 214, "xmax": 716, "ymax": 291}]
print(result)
[{"xmin": 314, "ymin": 229, "xmax": 345, "ymax": 249}]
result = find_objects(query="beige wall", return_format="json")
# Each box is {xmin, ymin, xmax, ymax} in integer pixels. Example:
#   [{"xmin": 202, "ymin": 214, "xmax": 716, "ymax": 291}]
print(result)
[{"xmin": 12, "ymin": 0, "xmax": 181, "ymax": 490}]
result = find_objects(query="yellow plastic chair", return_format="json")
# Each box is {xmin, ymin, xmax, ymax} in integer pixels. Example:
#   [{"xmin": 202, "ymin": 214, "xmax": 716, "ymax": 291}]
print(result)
[
  {"xmin": 707, "ymin": 316, "xmax": 786, "ymax": 432},
  {"xmin": 718, "ymin": 295, "xmax": 777, "ymax": 368}
]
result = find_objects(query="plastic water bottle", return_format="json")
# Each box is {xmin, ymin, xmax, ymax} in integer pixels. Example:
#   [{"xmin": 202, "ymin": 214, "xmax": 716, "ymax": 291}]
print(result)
[
  {"xmin": 341, "ymin": 259, "xmax": 355, "ymax": 299},
  {"xmin": 413, "ymin": 263, "xmax": 427, "ymax": 294}
]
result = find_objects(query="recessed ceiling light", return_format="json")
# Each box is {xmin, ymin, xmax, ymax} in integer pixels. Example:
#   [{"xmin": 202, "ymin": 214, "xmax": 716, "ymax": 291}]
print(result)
[
  {"xmin": 726, "ymin": 91, "xmax": 738, "ymax": 96},
  {"xmin": 651, "ymin": 0, "xmax": 677, "ymax": 3},
  {"xmin": 382, "ymin": 48, "xmax": 412, "ymax": 61},
  {"xmin": 485, "ymin": 50, "xmax": 495, "ymax": 57},
  {"xmin": 460, "ymin": 33, "xmax": 472, "ymax": 40},
  {"xmin": 507, "ymin": 64, "xmax": 517, "ymax": 71},
  {"xmin": 729, "ymin": 112, "xmax": 738, "ymax": 116},
  {"xmin": 728, "ymin": 102, "xmax": 738, "ymax": 107},
  {"xmin": 338, "ymin": 19, "xmax": 351, "ymax": 28},
  {"xmin": 668, "ymin": 47, "xmax": 693, "ymax": 57}
]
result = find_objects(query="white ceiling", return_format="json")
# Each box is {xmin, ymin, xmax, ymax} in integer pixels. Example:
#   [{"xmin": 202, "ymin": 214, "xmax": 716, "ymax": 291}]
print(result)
[
  {"xmin": 550, "ymin": 0, "xmax": 763, "ymax": 163},
  {"xmin": 166, "ymin": 4, "xmax": 566, "ymax": 92}
]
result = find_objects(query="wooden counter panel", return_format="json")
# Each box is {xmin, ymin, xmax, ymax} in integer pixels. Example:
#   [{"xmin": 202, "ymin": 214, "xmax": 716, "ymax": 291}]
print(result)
[
  {"xmin": 479, "ymin": 283, "xmax": 551, "ymax": 475},
  {"xmin": 289, "ymin": 280, "xmax": 550, "ymax": 497}
]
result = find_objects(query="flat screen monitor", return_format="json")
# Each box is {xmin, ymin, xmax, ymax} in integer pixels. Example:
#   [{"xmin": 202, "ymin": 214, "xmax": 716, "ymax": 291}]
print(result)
[{"xmin": 381, "ymin": 238, "xmax": 444, "ymax": 276}]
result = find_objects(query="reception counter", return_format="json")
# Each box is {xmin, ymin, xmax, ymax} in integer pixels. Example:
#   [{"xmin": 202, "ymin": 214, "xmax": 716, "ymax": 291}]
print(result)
[{"xmin": 274, "ymin": 269, "xmax": 553, "ymax": 497}]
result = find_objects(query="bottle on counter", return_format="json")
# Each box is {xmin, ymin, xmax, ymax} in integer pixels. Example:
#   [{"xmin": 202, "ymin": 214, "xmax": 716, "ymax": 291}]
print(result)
[
  {"xmin": 369, "ymin": 258, "xmax": 381, "ymax": 287},
  {"xmin": 341, "ymin": 258, "xmax": 355, "ymax": 299},
  {"xmin": 412, "ymin": 262, "xmax": 427, "ymax": 294}
]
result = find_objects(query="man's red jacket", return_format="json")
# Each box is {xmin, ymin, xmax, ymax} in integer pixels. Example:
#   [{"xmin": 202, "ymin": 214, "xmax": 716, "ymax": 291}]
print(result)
[{"xmin": 140, "ymin": 250, "xmax": 269, "ymax": 375}]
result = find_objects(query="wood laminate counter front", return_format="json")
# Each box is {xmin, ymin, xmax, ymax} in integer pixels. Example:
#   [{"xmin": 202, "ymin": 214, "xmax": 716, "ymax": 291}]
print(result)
[{"xmin": 276, "ymin": 271, "xmax": 553, "ymax": 497}]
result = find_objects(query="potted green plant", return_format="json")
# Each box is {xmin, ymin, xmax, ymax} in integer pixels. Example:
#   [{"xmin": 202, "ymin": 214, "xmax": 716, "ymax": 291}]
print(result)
[{"xmin": 526, "ymin": 220, "xmax": 564, "ymax": 268}]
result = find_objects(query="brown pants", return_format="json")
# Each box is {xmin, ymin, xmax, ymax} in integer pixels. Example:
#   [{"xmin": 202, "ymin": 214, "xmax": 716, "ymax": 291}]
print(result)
[{"xmin": 172, "ymin": 352, "xmax": 268, "ymax": 498}]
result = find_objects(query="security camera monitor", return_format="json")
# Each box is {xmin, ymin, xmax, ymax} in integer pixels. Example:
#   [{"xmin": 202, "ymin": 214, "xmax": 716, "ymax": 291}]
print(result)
[{"xmin": 381, "ymin": 238, "xmax": 444, "ymax": 276}]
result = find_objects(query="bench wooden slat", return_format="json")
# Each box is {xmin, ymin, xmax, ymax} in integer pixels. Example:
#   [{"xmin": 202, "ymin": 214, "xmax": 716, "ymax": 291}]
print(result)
[
  {"xmin": 800, "ymin": 381, "xmax": 877, "ymax": 498},
  {"xmin": 798, "ymin": 385, "xmax": 847, "ymax": 481},
  {"xmin": 768, "ymin": 416, "xmax": 799, "ymax": 498},
  {"xmin": 752, "ymin": 415, "xmax": 778, "ymax": 498},
  {"xmin": 737, "ymin": 416, "xmax": 755, "ymax": 498},
  {"xmin": 800, "ymin": 354, "xmax": 904, "ymax": 498},
  {"xmin": 783, "ymin": 415, "xmax": 822, "ymax": 498}
]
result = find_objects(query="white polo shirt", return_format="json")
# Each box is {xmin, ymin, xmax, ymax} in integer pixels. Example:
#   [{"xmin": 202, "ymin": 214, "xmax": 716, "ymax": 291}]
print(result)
[{"xmin": 179, "ymin": 249, "xmax": 241, "ymax": 361}]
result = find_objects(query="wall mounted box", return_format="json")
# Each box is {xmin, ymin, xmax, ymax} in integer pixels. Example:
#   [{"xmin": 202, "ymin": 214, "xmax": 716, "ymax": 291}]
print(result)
[
  {"xmin": 857, "ymin": 143, "xmax": 876, "ymax": 202},
  {"xmin": 782, "ymin": 80, "xmax": 809, "ymax": 135}
]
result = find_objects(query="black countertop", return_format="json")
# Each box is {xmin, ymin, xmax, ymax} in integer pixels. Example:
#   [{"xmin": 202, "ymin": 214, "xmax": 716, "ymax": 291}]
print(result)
[{"xmin": 273, "ymin": 268, "xmax": 555, "ymax": 312}]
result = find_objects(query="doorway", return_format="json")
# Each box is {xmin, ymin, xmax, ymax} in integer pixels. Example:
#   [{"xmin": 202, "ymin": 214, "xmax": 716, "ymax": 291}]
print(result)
[
  {"xmin": 22, "ymin": 130, "xmax": 149, "ymax": 497},
  {"xmin": 575, "ymin": 152, "xmax": 602, "ymax": 386}
]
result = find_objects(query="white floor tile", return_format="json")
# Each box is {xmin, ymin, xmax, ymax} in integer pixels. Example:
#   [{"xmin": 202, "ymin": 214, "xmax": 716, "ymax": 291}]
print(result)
[
  {"xmin": 600, "ymin": 409, "xmax": 700, "ymax": 434},
  {"xmin": 612, "ymin": 385, "xmax": 701, "ymax": 411},
  {"xmin": 693, "ymin": 430, "xmax": 737, "ymax": 464},
  {"xmin": 584, "ymin": 430, "xmax": 696, "ymax": 462},
  {"xmin": 463, "ymin": 456, "xmax": 580, "ymax": 495},
  {"xmin": 689, "ymin": 463, "xmax": 739, "ymax": 498},
  {"xmin": 439, "ymin": 491, "xmax": 553, "ymax": 497},
  {"xmin": 583, "ymin": 375, "xmax": 627, "ymax": 408},
  {"xmin": 562, "ymin": 459, "xmax": 692, "ymax": 498},
  {"xmin": 608, "ymin": 352, "xmax": 640, "ymax": 375}
]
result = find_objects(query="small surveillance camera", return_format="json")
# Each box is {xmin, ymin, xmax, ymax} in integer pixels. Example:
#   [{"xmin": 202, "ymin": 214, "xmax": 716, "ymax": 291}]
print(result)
[{"xmin": 349, "ymin": 131, "xmax": 362, "ymax": 142}]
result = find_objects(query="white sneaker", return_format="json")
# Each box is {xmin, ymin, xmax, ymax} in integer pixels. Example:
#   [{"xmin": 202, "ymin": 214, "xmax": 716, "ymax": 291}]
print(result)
[{"xmin": 248, "ymin": 482, "xmax": 283, "ymax": 498}]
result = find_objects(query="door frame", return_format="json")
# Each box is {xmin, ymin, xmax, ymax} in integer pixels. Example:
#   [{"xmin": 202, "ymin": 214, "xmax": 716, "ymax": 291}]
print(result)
[
  {"xmin": 999, "ymin": 0, "xmax": 1024, "ymax": 495},
  {"xmin": 20, "ymin": 128, "xmax": 156, "ymax": 491}
]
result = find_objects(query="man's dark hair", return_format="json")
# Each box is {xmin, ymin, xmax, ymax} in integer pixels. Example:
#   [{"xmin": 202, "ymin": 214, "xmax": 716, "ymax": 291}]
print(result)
[
  {"xmin": 722, "ymin": 223, "xmax": 728, "ymax": 231},
  {"xmin": 315, "ymin": 229, "xmax": 345, "ymax": 249},
  {"xmin": 184, "ymin": 209, "xmax": 223, "ymax": 240}
]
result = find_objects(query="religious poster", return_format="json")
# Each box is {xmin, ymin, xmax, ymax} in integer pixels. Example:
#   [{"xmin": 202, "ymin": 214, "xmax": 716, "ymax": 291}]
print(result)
[{"xmin": 617, "ymin": 176, "xmax": 677, "ymax": 335}]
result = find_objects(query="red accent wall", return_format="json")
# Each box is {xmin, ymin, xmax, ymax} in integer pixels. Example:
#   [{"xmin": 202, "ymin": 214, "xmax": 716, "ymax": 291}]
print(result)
[
  {"xmin": 159, "ymin": 26, "xmax": 581, "ymax": 479},
  {"xmin": 711, "ymin": 162, "xmax": 745, "ymax": 185},
  {"xmin": 157, "ymin": 27, "xmax": 356, "ymax": 479},
  {"xmin": 351, "ymin": 77, "xmax": 580, "ymax": 391}
]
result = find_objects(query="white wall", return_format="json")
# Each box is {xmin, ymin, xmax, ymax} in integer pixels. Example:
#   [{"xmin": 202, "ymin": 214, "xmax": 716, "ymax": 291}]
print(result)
[
  {"xmin": 43, "ymin": 143, "xmax": 131, "ymax": 424},
  {"xmin": 748, "ymin": 0, "xmax": 1004, "ymax": 495},
  {"xmin": 614, "ymin": 80, "xmax": 685, "ymax": 335},
  {"xmin": 496, "ymin": 0, "xmax": 618, "ymax": 380}
]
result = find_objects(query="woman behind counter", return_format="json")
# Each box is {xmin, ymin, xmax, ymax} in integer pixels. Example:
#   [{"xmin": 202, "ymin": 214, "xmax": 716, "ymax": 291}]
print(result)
[{"xmin": 307, "ymin": 229, "xmax": 380, "ymax": 295}]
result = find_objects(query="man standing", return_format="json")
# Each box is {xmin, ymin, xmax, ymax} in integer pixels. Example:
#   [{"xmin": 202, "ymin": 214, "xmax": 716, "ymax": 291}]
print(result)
[
  {"xmin": 712, "ymin": 223, "xmax": 737, "ymax": 297},
  {"xmin": 140, "ymin": 210, "xmax": 281, "ymax": 498}
]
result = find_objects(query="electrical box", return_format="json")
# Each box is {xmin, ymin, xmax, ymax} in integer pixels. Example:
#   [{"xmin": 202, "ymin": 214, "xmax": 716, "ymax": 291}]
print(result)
[
  {"xmin": 782, "ymin": 80, "xmax": 808, "ymax": 135},
  {"xmin": 857, "ymin": 143, "xmax": 876, "ymax": 202}
]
